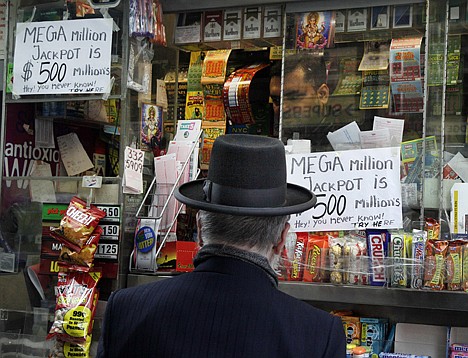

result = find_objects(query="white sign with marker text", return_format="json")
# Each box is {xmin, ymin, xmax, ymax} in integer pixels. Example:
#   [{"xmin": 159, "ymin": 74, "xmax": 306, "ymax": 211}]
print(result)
[{"xmin": 286, "ymin": 147, "xmax": 402, "ymax": 232}]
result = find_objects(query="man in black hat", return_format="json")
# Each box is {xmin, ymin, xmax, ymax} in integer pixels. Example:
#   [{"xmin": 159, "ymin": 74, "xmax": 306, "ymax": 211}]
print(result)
[{"xmin": 97, "ymin": 134, "xmax": 346, "ymax": 358}]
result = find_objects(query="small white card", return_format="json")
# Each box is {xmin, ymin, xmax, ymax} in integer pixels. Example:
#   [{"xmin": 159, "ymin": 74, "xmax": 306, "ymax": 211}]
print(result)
[
  {"xmin": 123, "ymin": 146, "xmax": 144, "ymax": 194},
  {"xmin": 82, "ymin": 175, "xmax": 103, "ymax": 188},
  {"xmin": 56, "ymin": 133, "xmax": 94, "ymax": 176}
]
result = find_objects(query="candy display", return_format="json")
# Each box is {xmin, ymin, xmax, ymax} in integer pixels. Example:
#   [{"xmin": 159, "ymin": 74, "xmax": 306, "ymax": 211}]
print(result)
[{"xmin": 279, "ymin": 222, "xmax": 468, "ymax": 292}]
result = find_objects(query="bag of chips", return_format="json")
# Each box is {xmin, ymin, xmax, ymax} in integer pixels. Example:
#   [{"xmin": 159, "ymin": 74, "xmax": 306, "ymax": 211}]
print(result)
[
  {"xmin": 51, "ymin": 196, "xmax": 106, "ymax": 252},
  {"xmin": 47, "ymin": 271, "xmax": 101, "ymax": 344},
  {"xmin": 58, "ymin": 227, "xmax": 102, "ymax": 272}
]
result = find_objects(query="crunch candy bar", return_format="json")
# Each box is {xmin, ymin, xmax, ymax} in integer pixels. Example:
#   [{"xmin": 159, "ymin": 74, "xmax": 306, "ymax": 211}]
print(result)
[{"xmin": 366, "ymin": 230, "xmax": 388, "ymax": 286}]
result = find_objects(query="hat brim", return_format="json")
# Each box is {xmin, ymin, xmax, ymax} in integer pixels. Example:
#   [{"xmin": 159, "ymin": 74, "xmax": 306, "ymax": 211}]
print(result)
[{"xmin": 175, "ymin": 179, "xmax": 317, "ymax": 216}]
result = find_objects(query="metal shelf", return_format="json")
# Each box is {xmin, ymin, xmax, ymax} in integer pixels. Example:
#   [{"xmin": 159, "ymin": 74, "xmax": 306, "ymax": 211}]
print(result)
[
  {"xmin": 127, "ymin": 273, "xmax": 468, "ymax": 313},
  {"xmin": 279, "ymin": 282, "xmax": 468, "ymax": 312}
]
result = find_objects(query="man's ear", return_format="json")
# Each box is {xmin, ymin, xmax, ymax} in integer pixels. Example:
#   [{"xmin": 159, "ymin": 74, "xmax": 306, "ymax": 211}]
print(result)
[
  {"xmin": 196, "ymin": 212, "xmax": 204, "ymax": 247},
  {"xmin": 273, "ymin": 222, "xmax": 290, "ymax": 255},
  {"xmin": 317, "ymin": 83, "xmax": 329, "ymax": 104}
]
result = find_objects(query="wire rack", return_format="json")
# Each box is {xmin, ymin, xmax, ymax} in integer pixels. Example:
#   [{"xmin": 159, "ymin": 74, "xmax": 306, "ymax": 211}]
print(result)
[{"xmin": 130, "ymin": 133, "xmax": 201, "ymax": 272}]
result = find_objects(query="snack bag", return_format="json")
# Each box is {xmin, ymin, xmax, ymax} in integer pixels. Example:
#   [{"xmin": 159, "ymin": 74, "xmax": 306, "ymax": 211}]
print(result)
[
  {"xmin": 47, "ymin": 271, "xmax": 101, "ymax": 344},
  {"xmin": 48, "ymin": 334, "xmax": 92, "ymax": 358},
  {"xmin": 463, "ymin": 241, "xmax": 468, "ymax": 292},
  {"xmin": 329, "ymin": 235, "xmax": 346, "ymax": 284},
  {"xmin": 446, "ymin": 240, "xmax": 465, "ymax": 291},
  {"xmin": 423, "ymin": 239, "xmax": 448, "ymax": 290},
  {"xmin": 344, "ymin": 231, "xmax": 368, "ymax": 285},
  {"xmin": 425, "ymin": 217, "xmax": 440, "ymax": 240},
  {"xmin": 58, "ymin": 227, "xmax": 103, "ymax": 272},
  {"xmin": 50, "ymin": 196, "xmax": 106, "ymax": 252}
]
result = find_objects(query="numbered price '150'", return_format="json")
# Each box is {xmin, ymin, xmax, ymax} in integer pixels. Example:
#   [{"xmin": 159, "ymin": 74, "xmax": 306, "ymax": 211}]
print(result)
[
  {"xmin": 38, "ymin": 61, "xmax": 66, "ymax": 85},
  {"xmin": 311, "ymin": 193, "xmax": 346, "ymax": 219}
]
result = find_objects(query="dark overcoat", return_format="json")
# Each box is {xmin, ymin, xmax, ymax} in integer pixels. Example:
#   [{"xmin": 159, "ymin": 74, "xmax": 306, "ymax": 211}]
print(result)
[{"xmin": 97, "ymin": 256, "xmax": 346, "ymax": 358}]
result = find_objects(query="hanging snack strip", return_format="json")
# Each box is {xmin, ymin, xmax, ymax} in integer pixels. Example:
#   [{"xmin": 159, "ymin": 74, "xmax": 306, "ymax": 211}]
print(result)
[
  {"xmin": 50, "ymin": 196, "xmax": 106, "ymax": 252},
  {"xmin": 58, "ymin": 226, "xmax": 103, "ymax": 272},
  {"xmin": 47, "ymin": 271, "xmax": 102, "ymax": 344}
]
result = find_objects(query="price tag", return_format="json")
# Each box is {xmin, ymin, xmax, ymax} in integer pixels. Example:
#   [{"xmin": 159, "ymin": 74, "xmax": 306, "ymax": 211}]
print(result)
[
  {"xmin": 99, "ymin": 224, "xmax": 120, "ymax": 239},
  {"xmin": 97, "ymin": 205, "xmax": 121, "ymax": 222},
  {"xmin": 95, "ymin": 243, "xmax": 119, "ymax": 260},
  {"xmin": 123, "ymin": 146, "xmax": 144, "ymax": 194}
]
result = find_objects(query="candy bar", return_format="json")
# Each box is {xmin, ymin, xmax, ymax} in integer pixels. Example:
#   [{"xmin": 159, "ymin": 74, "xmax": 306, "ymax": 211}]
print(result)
[
  {"xmin": 423, "ymin": 239, "xmax": 448, "ymax": 290},
  {"xmin": 366, "ymin": 230, "xmax": 388, "ymax": 286},
  {"xmin": 390, "ymin": 230, "xmax": 407, "ymax": 288},
  {"xmin": 410, "ymin": 230, "xmax": 427, "ymax": 289}
]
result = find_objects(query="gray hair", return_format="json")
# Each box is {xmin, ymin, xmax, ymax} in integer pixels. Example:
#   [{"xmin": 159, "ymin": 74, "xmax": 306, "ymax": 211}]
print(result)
[{"xmin": 197, "ymin": 210, "xmax": 290, "ymax": 254}]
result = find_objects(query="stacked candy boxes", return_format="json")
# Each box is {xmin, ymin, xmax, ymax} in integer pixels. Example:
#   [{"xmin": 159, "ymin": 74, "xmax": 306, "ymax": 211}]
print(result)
[
  {"xmin": 278, "ymin": 226, "xmax": 468, "ymax": 291},
  {"xmin": 334, "ymin": 311, "xmax": 388, "ymax": 357}
]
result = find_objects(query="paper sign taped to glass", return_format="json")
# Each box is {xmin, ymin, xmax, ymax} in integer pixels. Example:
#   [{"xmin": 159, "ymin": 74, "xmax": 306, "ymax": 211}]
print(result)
[{"xmin": 286, "ymin": 146, "xmax": 402, "ymax": 232}]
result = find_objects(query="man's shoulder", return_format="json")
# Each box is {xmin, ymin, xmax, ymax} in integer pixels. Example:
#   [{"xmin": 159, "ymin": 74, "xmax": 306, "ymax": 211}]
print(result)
[
  {"xmin": 275, "ymin": 289, "xmax": 339, "ymax": 322},
  {"xmin": 111, "ymin": 274, "xmax": 188, "ymax": 300}
]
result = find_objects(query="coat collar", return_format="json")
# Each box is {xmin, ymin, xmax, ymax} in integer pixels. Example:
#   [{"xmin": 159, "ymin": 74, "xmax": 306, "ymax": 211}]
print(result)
[{"xmin": 193, "ymin": 244, "xmax": 279, "ymax": 287}]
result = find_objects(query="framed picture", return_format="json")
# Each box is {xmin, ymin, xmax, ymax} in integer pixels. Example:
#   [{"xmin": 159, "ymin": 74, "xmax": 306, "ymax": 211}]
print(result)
[
  {"xmin": 347, "ymin": 8, "xmax": 368, "ymax": 32},
  {"xmin": 371, "ymin": 6, "xmax": 390, "ymax": 30},
  {"xmin": 393, "ymin": 5, "xmax": 413, "ymax": 28},
  {"xmin": 140, "ymin": 103, "xmax": 163, "ymax": 152},
  {"xmin": 296, "ymin": 11, "xmax": 335, "ymax": 49}
]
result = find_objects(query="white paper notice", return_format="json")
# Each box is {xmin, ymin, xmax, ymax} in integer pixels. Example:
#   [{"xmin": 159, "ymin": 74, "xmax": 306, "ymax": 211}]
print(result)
[
  {"xmin": 29, "ymin": 161, "xmax": 56, "ymax": 203},
  {"xmin": 359, "ymin": 128, "xmax": 391, "ymax": 149},
  {"xmin": 373, "ymin": 116, "xmax": 405, "ymax": 146},
  {"xmin": 123, "ymin": 146, "xmax": 144, "ymax": 194},
  {"xmin": 287, "ymin": 147, "xmax": 402, "ymax": 231},
  {"xmin": 57, "ymin": 133, "xmax": 94, "ymax": 176},
  {"xmin": 446, "ymin": 152, "xmax": 468, "ymax": 183},
  {"xmin": 327, "ymin": 121, "xmax": 361, "ymax": 151},
  {"xmin": 13, "ymin": 18, "xmax": 113, "ymax": 95}
]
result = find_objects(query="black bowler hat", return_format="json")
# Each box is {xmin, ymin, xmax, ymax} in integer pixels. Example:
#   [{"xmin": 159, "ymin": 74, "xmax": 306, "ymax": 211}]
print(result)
[{"xmin": 174, "ymin": 134, "xmax": 316, "ymax": 216}]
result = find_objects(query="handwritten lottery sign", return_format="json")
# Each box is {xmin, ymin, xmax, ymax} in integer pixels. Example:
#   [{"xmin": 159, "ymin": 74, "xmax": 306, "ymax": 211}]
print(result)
[
  {"xmin": 13, "ymin": 18, "xmax": 113, "ymax": 95},
  {"xmin": 123, "ymin": 146, "xmax": 144, "ymax": 194},
  {"xmin": 286, "ymin": 147, "xmax": 402, "ymax": 232}
]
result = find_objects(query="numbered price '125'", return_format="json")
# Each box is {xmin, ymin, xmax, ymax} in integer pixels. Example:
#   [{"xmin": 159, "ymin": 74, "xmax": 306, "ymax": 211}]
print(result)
[{"xmin": 37, "ymin": 61, "xmax": 66, "ymax": 85}]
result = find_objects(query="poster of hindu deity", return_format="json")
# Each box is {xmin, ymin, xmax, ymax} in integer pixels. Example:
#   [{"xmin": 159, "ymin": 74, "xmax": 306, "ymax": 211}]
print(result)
[{"xmin": 296, "ymin": 11, "xmax": 335, "ymax": 50}]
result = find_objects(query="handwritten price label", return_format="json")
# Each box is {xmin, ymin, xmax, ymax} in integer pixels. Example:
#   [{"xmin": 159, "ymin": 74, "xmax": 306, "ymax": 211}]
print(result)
[
  {"xmin": 125, "ymin": 147, "xmax": 144, "ymax": 173},
  {"xmin": 123, "ymin": 147, "xmax": 144, "ymax": 194}
]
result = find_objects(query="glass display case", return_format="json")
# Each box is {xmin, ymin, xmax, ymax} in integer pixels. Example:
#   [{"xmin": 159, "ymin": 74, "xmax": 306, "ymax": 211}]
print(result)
[
  {"xmin": 129, "ymin": 0, "xmax": 468, "ymax": 331},
  {"xmin": 2, "ymin": 0, "xmax": 468, "ymax": 355}
]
